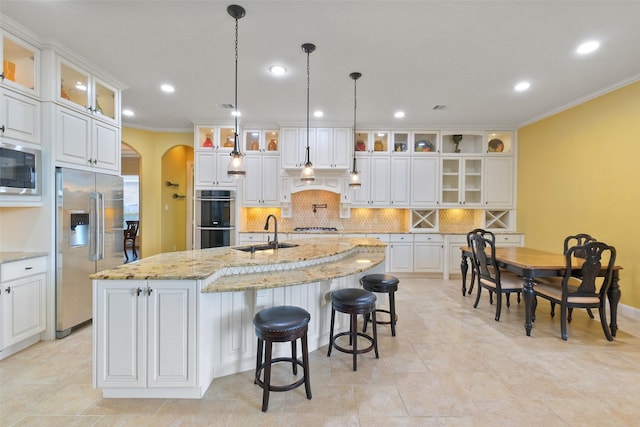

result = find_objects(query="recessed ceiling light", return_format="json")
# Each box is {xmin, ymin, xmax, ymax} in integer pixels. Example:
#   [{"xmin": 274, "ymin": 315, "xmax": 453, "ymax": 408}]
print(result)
[
  {"xmin": 394, "ymin": 111, "xmax": 405, "ymax": 118},
  {"xmin": 122, "ymin": 109, "xmax": 134, "ymax": 117},
  {"xmin": 576, "ymin": 40, "xmax": 600, "ymax": 55},
  {"xmin": 269, "ymin": 65, "xmax": 287, "ymax": 75},
  {"xmin": 514, "ymin": 81, "xmax": 531, "ymax": 92},
  {"xmin": 160, "ymin": 83, "xmax": 175, "ymax": 93},
  {"xmin": 313, "ymin": 110, "xmax": 324, "ymax": 118}
]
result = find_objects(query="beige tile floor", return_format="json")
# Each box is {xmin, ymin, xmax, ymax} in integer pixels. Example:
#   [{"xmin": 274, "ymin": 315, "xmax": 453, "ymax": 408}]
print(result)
[{"xmin": 2, "ymin": 275, "xmax": 640, "ymax": 426}]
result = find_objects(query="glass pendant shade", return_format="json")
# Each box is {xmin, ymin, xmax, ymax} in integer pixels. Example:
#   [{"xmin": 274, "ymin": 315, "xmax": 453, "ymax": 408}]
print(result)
[
  {"xmin": 349, "ymin": 171, "xmax": 361, "ymax": 187},
  {"xmin": 227, "ymin": 4, "xmax": 246, "ymax": 178},
  {"xmin": 300, "ymin": 160, "xmax": 315, "ymax": 181}
]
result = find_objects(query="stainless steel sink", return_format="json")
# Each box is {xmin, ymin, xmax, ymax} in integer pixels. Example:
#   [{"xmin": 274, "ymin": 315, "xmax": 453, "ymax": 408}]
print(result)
[{"xmin": 235, "ymin": 243, "xmax": 299, "ymax": 252}]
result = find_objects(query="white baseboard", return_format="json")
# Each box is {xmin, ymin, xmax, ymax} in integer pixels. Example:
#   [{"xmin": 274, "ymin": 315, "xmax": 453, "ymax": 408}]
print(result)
[{"xmin": 619, "ymin": 303, "xmax": 640, "ymax": 321}]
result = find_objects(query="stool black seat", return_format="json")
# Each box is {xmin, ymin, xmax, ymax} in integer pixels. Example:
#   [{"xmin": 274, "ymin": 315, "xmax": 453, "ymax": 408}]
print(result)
[
  {"xmin": 327, "ymin": 288, "xmax": 379, "ymax": 371},
  {"xmin": 253, "ymin": 305, "xmax": 312, "ymax": 412},
  {"xmin": 361, "ymin": 273, "xmax": 399, "ymax": 336}
]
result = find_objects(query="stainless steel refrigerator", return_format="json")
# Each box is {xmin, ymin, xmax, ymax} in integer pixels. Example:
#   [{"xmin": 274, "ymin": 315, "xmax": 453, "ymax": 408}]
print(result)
[{"xmin": 55, "ymin": 167, "xmax": 123, "ymax": 338}]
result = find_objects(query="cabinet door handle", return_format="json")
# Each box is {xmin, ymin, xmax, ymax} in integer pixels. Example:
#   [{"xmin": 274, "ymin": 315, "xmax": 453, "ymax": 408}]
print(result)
[
  {"xmin": 0, "ymin": 125, "xmax": 5, "ymax": 133},
  {"xmin": 136, "ymin": 287, "xmax": 142, "ymax": 296},
  {"xmin": 147, "ymin": 287, "xmax": 153, "ymax": 295},
  {"xmin": 5, "ymin": 287, "xmax": 10, "ymax": 294}
]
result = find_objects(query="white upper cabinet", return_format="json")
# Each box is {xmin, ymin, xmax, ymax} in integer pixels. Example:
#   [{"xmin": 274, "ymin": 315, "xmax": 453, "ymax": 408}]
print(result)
[
  {"xmin": 355, "ymin": 130, "xmax": 391, "ymax": 155},
  {"xmin": 243, "ymin": 129, "xmax": 279, "ymax": 154},
  {"xmin": 314, "ymin": 127, "xmax": 351, "ymax": 169},
  {"xmin": 351, "ymin": 156, "xmax": 390, "ymax": 206},
  {"xmin": 389, "ymin": 156, "xmax": 410, "ymax": 206},
  {"xmin": 411, "ymin": 131, "xmax": 439, "ymax": 154},
  {"xmin": 1, "ymin": 30, "xmax": 40, "ymax": 97},
  {"xmin": 57, "ymin": 56, "xmax": 119, "ymax": 126},
  {"xmin": 0, "ymin": 87, "xmax": 40, "ymax": 145},
  {"xmin": 441, "ymin": 131, "xmax": 484, "ymax": 155},
  {"xmin": 484, "ymin": 157, "xmax": 514, "ymax": 207},
  {"xmin": 411, "ymin": 157, "xmax": 440, "ymax": 207}
]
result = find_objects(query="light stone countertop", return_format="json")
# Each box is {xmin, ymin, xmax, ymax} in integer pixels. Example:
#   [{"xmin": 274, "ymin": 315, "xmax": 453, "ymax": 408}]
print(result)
[
  {"xmin": 90, "ymin": 238, "xmax": 386, "ymax": 292},
  {"xmin": 0, "ymin": 251, "xmax": 48, "ymax": 265}
]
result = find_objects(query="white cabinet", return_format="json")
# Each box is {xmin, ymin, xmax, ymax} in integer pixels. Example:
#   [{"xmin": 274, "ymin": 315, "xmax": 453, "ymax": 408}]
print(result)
[
  {"xmin": 388, "ymin": 234, "xmax": 413, "ymax": 273},
  {"xmin": 411, "ymin": 157, "xmax": 440, "ymax": 207},
  {"xmin": 484, "ymin": 157, "xmax": 514, "ymax": 208},
  {"xmin": 351, "ymin": 156, "xmax": 390, "ymax": 206},
  {"xmin": 390, "ymin": 156, "xmax": 410, "ymax": 206},
  {"xmin": 57, "ymin": 56, "xmax": 119, "ymax": 125},
  {"xmin": 55, "ymin": 105, "xmax": 120, "ymax": 172},
  {"xmin": 1, "ymin": 29, "xmax": 40, "ymax": 97},
  {"xmin": 445, "ymin": 234, "xmax": 468, "ymax": 280},
  {"xmin": 242, "ymin": 129, "xmax": 279, "ymax": 154},
  {"xmin": 94, "ymin": 280, "xmax": 196, "ymax": 389},
  {"xmin": 237, "ymin": 232, "xmax": 267, "ymax": 245},
  {"xmin": 243, "ymin": 155, "xmax": 280, "ymax": 206},
  {"xmin": 314, "ymin": 127, "xmax": 351, "ymax": 169},
  {"xmin": 281, "ymin": 127, "xmax": 349, "ymax": 170},
  {"xmin": 0, "ymin": 256, "xmax": 46, "ymax": 357},
  {"xmin": 413, "ymin": 234, "xmax": 444, "ymax": 273},
  {"xmin": 0, "ymin": 87, "xmax": 40, "ymax": 145},
  {"xmin": 194, "ymin": 151, "xmax": 237, "ymax": 188},
  {"xmin": 440, "ymin": 157, "xmax": 483, "ymax": 207}
]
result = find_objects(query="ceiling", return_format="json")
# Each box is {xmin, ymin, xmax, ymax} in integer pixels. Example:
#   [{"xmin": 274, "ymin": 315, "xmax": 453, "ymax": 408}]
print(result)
[{"xmin": 3, "ymin": 1, "xmax": 640, "ymax": 132}]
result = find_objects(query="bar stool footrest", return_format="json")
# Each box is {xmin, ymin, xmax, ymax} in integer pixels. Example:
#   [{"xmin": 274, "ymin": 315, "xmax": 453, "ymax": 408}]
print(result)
[
  {"xmin": 331, "ymin": 331, "xmax": 376, "ymax": 355},
  {"xmin": 367, "ymin": 308, "xmax": 398, "ymax": 325},
  {"xmin": 255, "ymin": 357, "xmax": 306, "ymax": 392}
]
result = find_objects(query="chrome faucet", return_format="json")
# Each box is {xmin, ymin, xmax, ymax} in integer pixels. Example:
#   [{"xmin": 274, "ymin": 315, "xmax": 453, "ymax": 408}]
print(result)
[{"xmin": 264, "ymin": 214, "xmax": 278, "ymax": 248}]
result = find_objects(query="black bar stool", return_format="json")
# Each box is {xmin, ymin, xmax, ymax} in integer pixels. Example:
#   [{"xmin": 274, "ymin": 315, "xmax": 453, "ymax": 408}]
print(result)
[
  {"xmin": 327, "ymin": 288, "xmax": 379, "ymax": 371},
  {"xmin": 361, "ymin": 274, "xmax": 399, "ymax": 336},
  {"xmin": 253, "ymin": 305, "xmax": 312, "ymax": 412}
]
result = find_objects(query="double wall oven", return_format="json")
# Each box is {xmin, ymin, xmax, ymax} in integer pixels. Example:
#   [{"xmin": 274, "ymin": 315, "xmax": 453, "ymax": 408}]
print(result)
[{"xmin": 194, "ymin": 190, "xmax": 236, "ymax": 249}]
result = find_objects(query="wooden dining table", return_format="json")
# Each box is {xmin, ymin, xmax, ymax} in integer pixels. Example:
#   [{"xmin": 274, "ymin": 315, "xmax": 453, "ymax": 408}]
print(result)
[{"xmin": 459, "ymin": 246, "xmax": 622, "ymax": 337}]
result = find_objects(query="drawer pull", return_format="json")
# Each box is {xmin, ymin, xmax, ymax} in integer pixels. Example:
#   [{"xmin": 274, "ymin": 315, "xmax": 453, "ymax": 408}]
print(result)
[
  {"xmin": 25, "ymin": 266, "xmax": 33, "ymax": 270},
  {"xmin": 5, "ymin": 286, "xmax": 10, "ymax": 294}
]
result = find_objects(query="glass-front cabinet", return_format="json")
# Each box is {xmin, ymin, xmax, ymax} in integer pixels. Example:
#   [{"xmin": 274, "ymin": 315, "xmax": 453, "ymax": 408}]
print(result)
[
  {"xmin": 355, "ymin": 131, "xmax": 390, "ymax": 154},
  {"xmin": 485, "ymin": 131, "xmax": 513, "ymax": 154},
  {"xmin": 244, "ymin": 129, "xmax": 279, "ymax": 154},
  {"xmin": 58, "ymin": 57, "xmax": 119, "ymax": 124},
  {"xmin": 195, "ymin": 125, "xmax": 236, "ymax": 150},
  {"xmin": 1, "ymin": 30, "xmax": 39, "ymax": 96},
  {"xmin": 412, "ymin": 131, "xmax": 438, "ymax": 154},
  {"xmin": 441, "ymin": 157, "xmax": 483, "ymax": 206},
  {"xmin": 392, "ymin": 131, "xmax": 409, "ymax": 154}
]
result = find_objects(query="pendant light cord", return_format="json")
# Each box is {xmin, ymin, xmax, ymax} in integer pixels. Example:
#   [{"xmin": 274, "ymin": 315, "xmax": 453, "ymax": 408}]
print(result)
[
  {"xmin": 233, "ymin": 17, "xmax": 239, "ymax": 151},
  {"xmin": 352, "ymin": 75, "xmax": 357, "ymax": 170},
  {"xmin": 305, "ymin": 48, "xmax": 311, "ymax": 163}
]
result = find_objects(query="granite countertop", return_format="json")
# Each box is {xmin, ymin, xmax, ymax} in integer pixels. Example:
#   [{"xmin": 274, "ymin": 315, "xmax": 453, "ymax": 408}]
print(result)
[
  {"xmin": 0, "ymin": 251, "xmax": 48, "ymax": 265},
  {"xmin": 90, "ymin": 238, "xmax": 386, "ymax": 292}
]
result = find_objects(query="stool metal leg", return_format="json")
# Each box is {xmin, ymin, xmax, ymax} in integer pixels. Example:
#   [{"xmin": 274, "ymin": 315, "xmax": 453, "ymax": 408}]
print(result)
[
  {"xmin": 291, "ymin": 340, "xmax": 298, "ymax": 375},
  {"xmin": 389, "ymin": 291, "xmax": 396, "ymax": 337},
  {"xmin": 327, "ymin": 308, "xmax": 335, "ymax": 357},
  {"xmin": 255, "ymin": 338, "xmax": 263, "ymax": 384},
  {"xmin": 371, "ymin": 310, "xmax": 379, "ymax": 358},
  {"xmin": 351, "ymin": 313, "xmax": 358, "ymax": 371},
  {"xmin": 301, "ymin": 334, "xmax": 312, "ymax": 399},
  {"xmin": 261, "ymin": 341, "xmax": 273, "ymax": 412}
]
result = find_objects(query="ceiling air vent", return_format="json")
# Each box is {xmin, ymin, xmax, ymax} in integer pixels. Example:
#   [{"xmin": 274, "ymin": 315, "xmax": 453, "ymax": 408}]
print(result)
[
  {"xmin": 432, "ymin": 105, "xmax": 447, "ymax": 110},
  {"xmin": 217, "ymin": 103, "xmax": 235, "ymax": 109}
]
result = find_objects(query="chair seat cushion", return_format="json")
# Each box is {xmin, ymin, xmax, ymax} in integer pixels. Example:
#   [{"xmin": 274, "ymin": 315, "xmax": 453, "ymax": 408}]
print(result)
[
  {"xmin": 533, "ymin": 283, "xmax": 600, "ymax": 304},
  {"xmin": 361, "ymin": 274, "xmax": 399, "ymax": 293},
  {"xmin": 253, "ymin": 305, "xmax": 311, "ymax": 334},
  {"xmin": 480, "ymin": 271, "xmax": 522, "ymax": 291}
]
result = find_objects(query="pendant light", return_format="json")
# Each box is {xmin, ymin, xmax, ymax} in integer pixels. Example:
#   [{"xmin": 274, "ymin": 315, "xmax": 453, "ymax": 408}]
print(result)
[
  {"xmin": 349, "ymin": 72, "xmax": 362, "ymax": 187},
  {"xmin": 300, "ymin": 43, "xmax": 316, "ymax": 182},
  {"xmin": 227, "ymin": 4, "xmax": 246, "ymax": 178}
]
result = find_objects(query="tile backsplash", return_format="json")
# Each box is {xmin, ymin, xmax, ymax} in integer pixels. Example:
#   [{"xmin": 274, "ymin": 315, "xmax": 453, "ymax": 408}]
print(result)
[{"xmin": 242, "ymin": 190, "xmax": 407, "ymax": 232}]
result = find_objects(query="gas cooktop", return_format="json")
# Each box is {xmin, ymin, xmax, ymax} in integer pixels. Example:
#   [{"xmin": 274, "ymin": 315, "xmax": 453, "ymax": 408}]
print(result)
[{"xmin": 293, "ymin": 227, "xmax": 338, "ymax": 232}]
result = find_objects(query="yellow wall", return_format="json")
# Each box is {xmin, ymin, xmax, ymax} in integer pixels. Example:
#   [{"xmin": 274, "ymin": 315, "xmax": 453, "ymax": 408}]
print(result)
[
  {"xmin": 161, "ymin": 146, "xmax": 191, "ymax": 253},
  {"xmin": 121, "ymin": 128, "xmax": 193, "ymax": 257},
  {"xmin": 517, "ymin": 80, "xmax": 640, "ymax": 308}
]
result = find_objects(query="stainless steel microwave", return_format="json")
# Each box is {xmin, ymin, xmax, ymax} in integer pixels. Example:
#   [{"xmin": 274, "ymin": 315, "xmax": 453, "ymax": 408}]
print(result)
[{"xmin": 0, "ymin": 142, "xmax": 41, "ymax": 195}]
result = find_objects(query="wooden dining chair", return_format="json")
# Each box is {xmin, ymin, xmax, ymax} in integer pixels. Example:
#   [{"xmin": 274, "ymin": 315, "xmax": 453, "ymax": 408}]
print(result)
[
  {"xmin": 538, "ymin": 233, "xmax": 597, "ymax": 320},
  {"xmin": 533, "ymin": 241, "xmax": 616, "ymax": 341},
  {"xmin": 123, "ymin": 220, "xmax": 139, "ymax": 261},
  {"xmin": 469, "ymin": 233, "xmax": 523, "ymax": 321},
  {"xmin": 466, "ymin": 229, "xmax": 495, "ymax": 297}
]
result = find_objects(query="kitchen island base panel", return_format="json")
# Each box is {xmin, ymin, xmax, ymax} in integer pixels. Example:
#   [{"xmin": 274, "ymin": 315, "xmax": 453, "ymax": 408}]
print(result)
[{"xmin": 93, "ymin": 264, "xmax": 383, "ymax": 399}]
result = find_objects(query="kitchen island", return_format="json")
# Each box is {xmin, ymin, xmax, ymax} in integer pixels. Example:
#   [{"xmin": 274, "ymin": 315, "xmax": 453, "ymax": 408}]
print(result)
[{"xmin": 90, "ymin": 238, "xmax": 385, "ymax": 399}]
